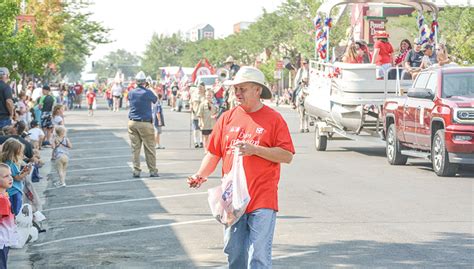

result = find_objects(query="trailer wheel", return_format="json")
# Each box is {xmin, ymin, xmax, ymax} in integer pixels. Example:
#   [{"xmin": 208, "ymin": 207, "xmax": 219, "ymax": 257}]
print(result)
[
  {"xmin": 432, "ymin": 130, "xmax": 458, "ymax": 177},
  {"xmin": 386, "ymin": 124, "xmax": 407, "ymax": 165},
  {"xmin": 315, "ymin": 127, "xmax": 327, "ymax": 151}
]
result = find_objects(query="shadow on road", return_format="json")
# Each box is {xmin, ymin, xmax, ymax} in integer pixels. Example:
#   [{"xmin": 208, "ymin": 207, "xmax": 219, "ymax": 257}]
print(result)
[
  {"xmin": 272, "ymin": 232, "xmax": 473, "ymax": 268},
  {"xmin": 30, "ymin": 124, "xmax": 199, "ymax": 268}
]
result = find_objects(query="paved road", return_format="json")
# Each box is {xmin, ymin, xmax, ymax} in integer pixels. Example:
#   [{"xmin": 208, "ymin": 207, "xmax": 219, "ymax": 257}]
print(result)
[{"xmin": 25, "ymin": 100, "xmax": 473, "ymax": 268}]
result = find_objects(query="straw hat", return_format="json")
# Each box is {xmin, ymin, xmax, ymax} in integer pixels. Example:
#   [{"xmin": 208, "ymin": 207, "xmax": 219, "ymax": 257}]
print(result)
[
  {"xmin": 224, "ymin": 66, "xmax": 272, "ymax": 99},
  {"xmin": 225, "ymin": 56, "xmax": 234, "ymax": 63}
]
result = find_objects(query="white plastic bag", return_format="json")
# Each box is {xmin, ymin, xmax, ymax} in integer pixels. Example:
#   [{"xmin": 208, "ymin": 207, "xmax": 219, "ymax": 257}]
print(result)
[
  {"xmin": 92, "ymin": 99, "xmax": 97, "ymax": 110},
  {"xmin": 208, "ymin": 147, "xmax": 250, "ymax": 226},
  {"xmin": 11, "ymin": 204, "xmax": 38, "ymax": 248}
]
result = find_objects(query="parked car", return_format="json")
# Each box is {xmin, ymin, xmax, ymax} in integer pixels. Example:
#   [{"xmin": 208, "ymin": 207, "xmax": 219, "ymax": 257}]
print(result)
[{"xmin": 383, "ymin": 66, "xmax": 474, "ymax": 176}]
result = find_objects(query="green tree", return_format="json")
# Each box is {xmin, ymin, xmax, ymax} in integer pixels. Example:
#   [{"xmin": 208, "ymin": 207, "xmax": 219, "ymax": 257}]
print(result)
[
  {"xmin": 438, "ymin": 7, "xmax": 473, "ymax": 64},
  {"xmin": 92, "ymin": 49, "xmax": 141, "ymax": 80},
  {"xmin": 59, "ymin": 1, "xmax": 111, "ymax": 78},
  {"xmin": 0, "ymin": 0, "xmax": 56, "ymax": 81},
  {"xmin": 141, "ymin": 33, "xmax": 185, "ymax": 76}
]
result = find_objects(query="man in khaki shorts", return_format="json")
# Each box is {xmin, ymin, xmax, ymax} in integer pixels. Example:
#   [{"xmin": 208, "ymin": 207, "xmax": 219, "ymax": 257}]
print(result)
[{"xmin": 128, "ymin": 71, "xmax": 159, "ymax": 178}]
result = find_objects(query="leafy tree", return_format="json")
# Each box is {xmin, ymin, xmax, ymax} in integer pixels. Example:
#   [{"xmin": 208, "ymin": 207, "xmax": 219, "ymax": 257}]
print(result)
[
  {"xmin": 438, "ymin": 7, "xmax": 473, "ymax": 64},
  {"xmin": 0, "ymin": 0, "xmax": 56, "ymax": 81},
  {"xmin": 141, "ymin": 33, "xmax": 185, "ymax": 76},
  {"xmin": 59, "ymin": 1, "xmax": 111, "ymax": 78},
  {"xmin": 92, "ymin": 49, "xmax": 141, "ymax": 80}
]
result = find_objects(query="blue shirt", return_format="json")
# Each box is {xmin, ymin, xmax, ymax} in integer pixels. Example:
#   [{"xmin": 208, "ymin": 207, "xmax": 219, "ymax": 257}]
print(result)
[
  {"xmin": 5, "ymin": 160, "xmax": 23, "ymax": 196},
  {"xmin": 128, "ymin": 86, "xmax": 157, "ymax": 121},
  {"xmin": 152, "ymin": 101, "xmax": 164, "ymax": 128}
]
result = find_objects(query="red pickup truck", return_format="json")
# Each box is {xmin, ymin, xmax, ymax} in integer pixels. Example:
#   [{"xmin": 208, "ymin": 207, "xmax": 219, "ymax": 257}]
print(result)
[{"xmin": 383, "ymin": 67, "xmax": 474, "ymax": 176}]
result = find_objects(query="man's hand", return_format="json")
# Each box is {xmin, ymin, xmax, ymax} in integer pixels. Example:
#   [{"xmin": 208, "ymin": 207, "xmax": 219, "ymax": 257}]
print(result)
[
  {"xmin": 235, "ymin": 141, "xmax": 258, "ymax": 156},
  {"xmin": 187, "ymin": 174, "xmax": 207, "ymax": 188}
]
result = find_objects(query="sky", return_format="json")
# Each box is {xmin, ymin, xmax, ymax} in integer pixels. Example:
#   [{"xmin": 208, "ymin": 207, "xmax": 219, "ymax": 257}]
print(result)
[{"xmin": 85, "ymin": 0, "xmax": 285, "ymax": 71}]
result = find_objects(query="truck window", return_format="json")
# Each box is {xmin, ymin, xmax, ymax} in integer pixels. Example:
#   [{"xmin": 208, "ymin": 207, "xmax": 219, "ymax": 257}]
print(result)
[
  {"xmin": 413, "ymin": 73, "xmax": 430, "ymax": 89},
  {"xmin": 442, "ymin": 72, "xmax": 474, "ymax": 98},
  {"xmin": 425, "ymin": 73, "xmax": 437, "ymax": 96}
]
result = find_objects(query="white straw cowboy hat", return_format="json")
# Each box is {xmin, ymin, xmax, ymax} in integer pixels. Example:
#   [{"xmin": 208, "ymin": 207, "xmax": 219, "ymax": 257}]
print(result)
[
  {"xmin": 224, "ymin": 66, "xmax": 272, "ymax": 99},
  {"xmin": 225, "ymin": 56, "xmax": 234, "ymax": 63}
]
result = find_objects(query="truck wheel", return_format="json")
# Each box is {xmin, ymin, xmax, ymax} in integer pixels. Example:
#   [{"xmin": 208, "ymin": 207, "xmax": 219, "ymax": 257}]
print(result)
[
  {"xmin": 386, "ymin": 124, "xmax": 408, "ymax": 165},
  {"xmin": 432, "ymin": 130, "xmax": 458, "ymax": 177},
  {"xmin": 315, "ymin": 127, "xmax": 327, "ymax": 151}
]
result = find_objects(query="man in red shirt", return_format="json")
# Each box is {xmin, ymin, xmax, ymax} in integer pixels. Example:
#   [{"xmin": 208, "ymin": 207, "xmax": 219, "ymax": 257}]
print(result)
[
  {"xmin": 188, "ymin": 66, "xmax": 295, "ymax": 268},
  {"xmin": 73, "ymin": 83, "xmax": 84, "ymax": 109}
]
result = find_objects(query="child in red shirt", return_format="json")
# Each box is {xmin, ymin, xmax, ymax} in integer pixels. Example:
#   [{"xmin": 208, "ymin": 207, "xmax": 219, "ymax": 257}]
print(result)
[
  {"xmin": 0, "ymin": 163, "xmax": 19, "ymax": 268},
  {"xmin": 86, "ymin": 87, "xmax": 96, "ymax": 117}
]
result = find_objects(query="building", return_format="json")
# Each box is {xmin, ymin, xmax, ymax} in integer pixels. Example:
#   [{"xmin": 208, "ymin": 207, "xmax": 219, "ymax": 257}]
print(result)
[
  {"xmin": 233, "ymin": 21, "xmax": 253, "ymax": 34},
  {"xmin": 186, "ymin": 24, "xmax": 215, "ymax": 42}
]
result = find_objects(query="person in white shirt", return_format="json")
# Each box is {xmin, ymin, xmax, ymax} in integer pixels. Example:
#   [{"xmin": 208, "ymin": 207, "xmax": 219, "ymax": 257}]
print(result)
[
  {"xmin": 28, "ymin": 120, "xmax": 45, "ymax": 150},
  {"xmin": 111, "ymin": 82, "xmax": 123, "ymax": 112}
]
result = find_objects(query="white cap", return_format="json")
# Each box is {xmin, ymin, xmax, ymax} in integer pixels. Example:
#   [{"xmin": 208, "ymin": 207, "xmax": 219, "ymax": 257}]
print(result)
[
  {"xmin": 135, "ymin": 71, "xmax": 147, "ymax": 82},
  {"xmin": 0, "ymin": 67, "xmax": 10, "ymax": 76}
]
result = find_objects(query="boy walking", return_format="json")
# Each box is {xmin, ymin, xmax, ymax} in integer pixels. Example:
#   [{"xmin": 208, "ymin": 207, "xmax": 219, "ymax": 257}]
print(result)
[{"xmin": 86, "ymin": 87, "xmax": 96, "ymax": 117}]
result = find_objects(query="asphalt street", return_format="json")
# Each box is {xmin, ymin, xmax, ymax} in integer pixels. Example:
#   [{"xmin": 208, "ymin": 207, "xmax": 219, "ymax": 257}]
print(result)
[{"xmin": 21, "ymin": 99, "xmax": 474, "ymax": 268}]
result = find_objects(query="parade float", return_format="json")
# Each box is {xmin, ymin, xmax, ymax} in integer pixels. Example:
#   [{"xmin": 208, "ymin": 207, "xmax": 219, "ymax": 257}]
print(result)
[{"xmin": 304, "ymin": 0, "xmax": 439, "ymax": 151}]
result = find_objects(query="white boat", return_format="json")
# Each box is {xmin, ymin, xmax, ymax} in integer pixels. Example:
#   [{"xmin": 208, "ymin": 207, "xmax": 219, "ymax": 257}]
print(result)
[{"xmin": 304, "ymin": 0, "xmax": 439, "ymax": 150}]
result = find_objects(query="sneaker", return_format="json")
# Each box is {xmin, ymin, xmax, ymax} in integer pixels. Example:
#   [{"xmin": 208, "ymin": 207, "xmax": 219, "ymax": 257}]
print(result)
[
  {"xmin": 304, "ymin": 129, "xmax": 310, "ymax": 133},
  {"xmin": 194, "ymin": 143, "xmax": 199, "ymax": 148},
  {"xmin": 199, "ymin": 142, "xmax": 203, "ymax": 148},
  {"xmin": 149, "ymin": 171, "xmax": 160, "ymax": 178},
  {"xmin": 155, "ymin": 145, "xmax": 165, "ymax": 149},
  {"xmin": 132, "ymin": 171, "xmax": 140, "ymax": 178},
  {"xmin": 54, "ymin": 182, "xmax": 66, "ymax": 188}
]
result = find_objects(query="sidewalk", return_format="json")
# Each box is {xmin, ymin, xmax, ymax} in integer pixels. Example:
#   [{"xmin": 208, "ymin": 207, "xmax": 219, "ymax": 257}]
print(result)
[{"xmin": 9, "ymin": 148, "xmax": 53, "ymax": 268}]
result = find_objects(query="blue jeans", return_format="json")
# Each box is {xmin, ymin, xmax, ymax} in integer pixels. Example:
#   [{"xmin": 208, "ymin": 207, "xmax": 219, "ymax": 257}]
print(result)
[
  {"xmin": 0, "ymin": 118, "xmax": 12, "ymax": 129},
  {"xmin": 224, "ymin": 209, "xmax": 276, "ymax": 269},
  {"xmin": 9, "ymin": 192, "xmax": 22, "ymax": 216},
  {"xmin": 0, "ymin": 246, "xmax": 8, "ymax": 269}
]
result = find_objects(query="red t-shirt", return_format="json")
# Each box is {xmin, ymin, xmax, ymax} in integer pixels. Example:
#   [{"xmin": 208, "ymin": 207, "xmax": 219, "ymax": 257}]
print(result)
[
  {"xmin": 0, "ymin": 194, "xmax": 11, "ymax": 217},
  {"xmin": 208, "ymin": 105, "xmax": 295, "ymax": 213},
  {"xmin": 86, "ymin": 92, "xmax": 96, "ymax": 105},
  {"xmin": 0, "ymin": 193, "xmax": 18, "ymax": 247},
  {"xmin": 105, "ymin": 90, "xmax": 112, "ymax": 99},
  {"xmin": 74, "ymin": 84, "xmax": 83, "ymax": 95},
  {"xmin": 374, "ymin": 40, "xmax": 394, "ymax": 65}
]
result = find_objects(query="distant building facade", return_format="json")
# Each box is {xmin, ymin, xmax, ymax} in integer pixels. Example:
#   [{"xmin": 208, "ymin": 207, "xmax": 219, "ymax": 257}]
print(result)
[
  {"xmin": 186, "ymin": 24, "xmax": 215, "ymax": 42},
  {"xmin": 233, "ymin": 21, "xmax": 253, "ymax": 34}
]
